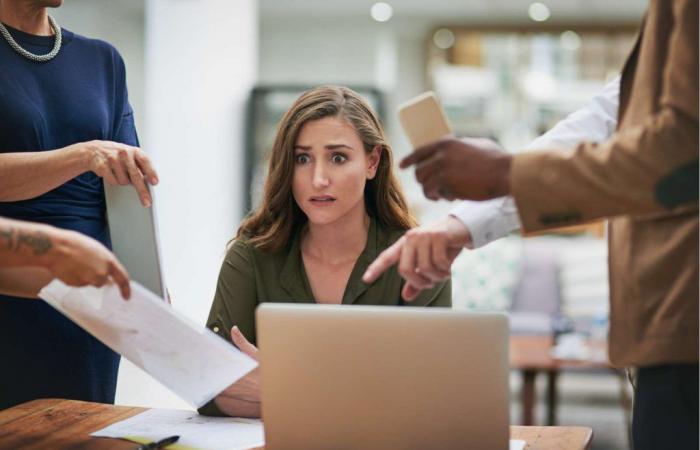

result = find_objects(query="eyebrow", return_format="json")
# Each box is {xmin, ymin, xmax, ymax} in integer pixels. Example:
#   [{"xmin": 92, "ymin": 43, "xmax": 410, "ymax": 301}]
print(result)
[{"xmin": 294, "ymin": 144, "xmax": 355, "ymax": 151}]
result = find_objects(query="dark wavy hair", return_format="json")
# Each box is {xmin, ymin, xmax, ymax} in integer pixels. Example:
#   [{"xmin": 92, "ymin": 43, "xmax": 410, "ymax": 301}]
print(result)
[{"xmin": 235, "ymin": 85, "xmax": 416, "ymax": 252}]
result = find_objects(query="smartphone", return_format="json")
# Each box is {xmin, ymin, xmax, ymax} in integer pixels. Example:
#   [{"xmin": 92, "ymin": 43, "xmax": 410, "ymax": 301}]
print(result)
[{"xmin": 397, "ymin": 91, "xmax": 453, "ymax": 148}]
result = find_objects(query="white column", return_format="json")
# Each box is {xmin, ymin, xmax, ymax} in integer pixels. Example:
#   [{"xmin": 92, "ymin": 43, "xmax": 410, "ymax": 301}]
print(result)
[{"xmin": 116, "ymin": 0, "xmax": 258, "ymax": 409}]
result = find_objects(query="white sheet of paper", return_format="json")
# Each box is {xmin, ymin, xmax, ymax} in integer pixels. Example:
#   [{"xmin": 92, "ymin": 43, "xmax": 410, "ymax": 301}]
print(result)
[
  {"xmin": 39, "ymin": 280, "xmax": 257, "ymax": 408},
  {"xmin": 91, "ymin": 408, "xmax": 264, "ymax": 450},
  {"xmin": 510, "ymin": 439, "xmax": 526, "ymax": 450}
]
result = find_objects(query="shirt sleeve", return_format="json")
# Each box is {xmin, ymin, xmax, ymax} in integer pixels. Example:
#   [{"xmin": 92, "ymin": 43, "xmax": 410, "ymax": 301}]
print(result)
[
  {"xmin": 450, "ymin": 75, "xmax": 621, "ymax": 247},
  {"xmin": 111, "ymin": 50, "xmax": 139, "ymax": 147},
  {"xmin": 198, "ymin": 239, "xmax": 258, "ymax": 417},
  {"xmin": 113, "ymin": 100, "xmax": 139, "ymax": 147}
]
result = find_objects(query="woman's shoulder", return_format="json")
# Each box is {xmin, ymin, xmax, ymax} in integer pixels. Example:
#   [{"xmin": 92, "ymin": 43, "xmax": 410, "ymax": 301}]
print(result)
[
  {"xmin": 65, "ymin": 31, "xmax": 127, "ymax": 69},
  {"xmin": 225, "ymin": 236, "xmax": 256, "ymax": 261}
]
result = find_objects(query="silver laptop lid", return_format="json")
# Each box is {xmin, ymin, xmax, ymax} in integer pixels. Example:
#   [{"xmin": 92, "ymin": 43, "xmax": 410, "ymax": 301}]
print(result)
[
  {"xmin": 105, "ymin": 184, "xmax": 167, "ymax": 299},
  {"xmin": 257, "ymin": 304, "xmax": 509, "ymax": 450}
]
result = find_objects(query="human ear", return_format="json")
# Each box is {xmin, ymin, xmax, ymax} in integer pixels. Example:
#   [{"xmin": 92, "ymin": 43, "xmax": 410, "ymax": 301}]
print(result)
[{"xmin": 367, "ymin": 145, "xmax": 381, "ymax": 180}]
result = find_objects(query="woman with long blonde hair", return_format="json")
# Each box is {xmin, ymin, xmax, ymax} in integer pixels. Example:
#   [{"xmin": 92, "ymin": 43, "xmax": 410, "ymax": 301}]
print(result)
[{"xmin": 200, "ymin": 85, "xmax": 451, "ymax": 418}]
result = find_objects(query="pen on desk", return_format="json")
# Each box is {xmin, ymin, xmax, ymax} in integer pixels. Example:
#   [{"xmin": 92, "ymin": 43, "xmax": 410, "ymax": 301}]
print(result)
[{"xmin": 136, "ymin": 435, "xmax": 180, "ymax": 449}]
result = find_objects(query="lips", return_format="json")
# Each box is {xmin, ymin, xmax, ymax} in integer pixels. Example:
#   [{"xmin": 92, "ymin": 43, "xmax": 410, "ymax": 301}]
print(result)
[{"xmin": 309, "ymin": 195, "xmax": 336, "ymax": 203}]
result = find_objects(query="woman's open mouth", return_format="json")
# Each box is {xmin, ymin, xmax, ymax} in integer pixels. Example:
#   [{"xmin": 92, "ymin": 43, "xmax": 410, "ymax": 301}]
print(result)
[{"xmin": 309, "ymin": 195, "xmax": 336, "ymax": 205}]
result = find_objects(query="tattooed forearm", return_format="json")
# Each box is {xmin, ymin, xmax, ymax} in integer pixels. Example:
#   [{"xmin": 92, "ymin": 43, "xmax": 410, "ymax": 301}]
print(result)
[
  {"xmin": 0, "ymin": 225, "xmax": 53, "ymax": 256},
  {"xmin": 17, "ymin": 231, "xmax": 53, "ymax": 255},
  {"xmin": 0, "ymin": 226, "xmax": 16, "ymax": 250}
]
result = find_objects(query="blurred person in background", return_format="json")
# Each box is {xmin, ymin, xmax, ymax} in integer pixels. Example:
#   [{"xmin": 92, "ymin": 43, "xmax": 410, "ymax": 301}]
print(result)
[
  {"xmin": 0, "ymin": 0, "xmax": 158, "ymax": 410},
  {"xmin": 366, "ymin": 1, "xmax": 698, "ymax": 449},
  {"xmin": 200, "ymin": 86, "xmax": 451, "ymax": 418}
]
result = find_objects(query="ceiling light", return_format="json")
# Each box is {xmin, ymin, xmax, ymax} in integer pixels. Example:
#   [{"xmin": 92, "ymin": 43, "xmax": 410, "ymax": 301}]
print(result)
[
  {"xmin": 371, "ymin": 2, "xmax": 393, "ymax": 23},
  {"xmin": 433, "ymin": 29, "xmax": 456, "ymax": 50},
  {"xmin": 560, "ymin": 30, "xmax": 581, "ymax": 50},
  {"xmin": 528, "ymin": 2, "xmax": 551, "ymax": 22}
]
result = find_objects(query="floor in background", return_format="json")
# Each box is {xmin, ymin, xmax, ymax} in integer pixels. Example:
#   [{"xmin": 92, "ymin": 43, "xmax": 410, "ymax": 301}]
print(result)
[{"xmin": 510, "ymin": 371, "xmax": 630, "ymax": 450}]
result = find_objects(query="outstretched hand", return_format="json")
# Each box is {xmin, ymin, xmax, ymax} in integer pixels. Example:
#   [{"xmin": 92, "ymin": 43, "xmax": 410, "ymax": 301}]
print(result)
[
  {"xmin": 401, "ymin": 137, "xmax": 512, "ymax": 201},
  {"xmin": 363, "ymin": 216, "xmax": 472, "ymax": 301},
  {"xmin": 47, "ymin": 229, "xmax": 131, "ymax": 299}
]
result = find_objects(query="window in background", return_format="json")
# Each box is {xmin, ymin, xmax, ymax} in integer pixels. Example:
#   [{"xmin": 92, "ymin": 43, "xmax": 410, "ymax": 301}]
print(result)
[{"xmin": 425, "ymin": 25, "xmax": 637, "ymax": 151}]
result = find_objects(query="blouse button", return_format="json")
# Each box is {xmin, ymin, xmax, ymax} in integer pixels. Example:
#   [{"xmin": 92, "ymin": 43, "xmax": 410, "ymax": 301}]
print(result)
[{"xmin": 213, "ymin": 326, "xmax": 220, "ymax": 333}]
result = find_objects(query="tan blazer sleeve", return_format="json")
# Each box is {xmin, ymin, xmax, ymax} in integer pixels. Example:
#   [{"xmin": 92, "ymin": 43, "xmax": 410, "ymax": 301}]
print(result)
[{"xmin": 511, "ymin": 0, "xmax": 698, "ymax": 232}]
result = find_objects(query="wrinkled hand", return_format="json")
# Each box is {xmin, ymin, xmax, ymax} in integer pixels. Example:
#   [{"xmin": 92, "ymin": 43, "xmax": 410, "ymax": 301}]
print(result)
[
  {"xmin": 401, "ymin": 137, "xmax": 512, "ymax": 201},
  {"xmin": 219, "ymin": 326, "xmax": 261, "ymax": 404},
  {"xmin": 363, "ymin": 216, "xmax": 471, "ymax": 301},
  {"xmin": 74, "ymin": 140, "xmax": 159, "ymax": 207},
  {"xmin": 45, "ymin": 229, "xmax": 131, "ymax": 299}
]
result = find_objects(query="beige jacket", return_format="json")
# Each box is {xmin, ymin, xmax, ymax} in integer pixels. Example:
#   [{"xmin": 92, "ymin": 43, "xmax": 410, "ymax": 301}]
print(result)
[{"xmin": 511, "ymin": 0, "xmax": 698, "ymax": 367}]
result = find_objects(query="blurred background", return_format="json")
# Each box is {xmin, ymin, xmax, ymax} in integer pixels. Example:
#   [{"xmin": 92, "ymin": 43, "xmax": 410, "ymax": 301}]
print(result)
[{"xmin": 53, "ymin": 1, "xmax": 647, "ymax": 448}]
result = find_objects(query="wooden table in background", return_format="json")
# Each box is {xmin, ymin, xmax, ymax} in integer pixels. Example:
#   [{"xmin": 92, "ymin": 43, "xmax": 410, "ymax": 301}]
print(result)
[
  {"xmin": 510, "ymin": 335, "xmax": 616, "ymax": 426},
  {"xmin": 0, "ymin": 399, "xmax": 593, "ymax": 450}
]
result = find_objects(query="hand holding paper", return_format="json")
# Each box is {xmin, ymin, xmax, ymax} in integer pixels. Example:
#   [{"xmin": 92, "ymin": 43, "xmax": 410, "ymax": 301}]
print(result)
[{"xmin": 39, "ymin": 280, "xmax": 256, "ymax": 407}]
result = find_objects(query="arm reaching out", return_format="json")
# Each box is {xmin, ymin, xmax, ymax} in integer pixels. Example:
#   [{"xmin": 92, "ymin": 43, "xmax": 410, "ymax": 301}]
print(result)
[
  {"xmin": 365, "ymin": 76, "xmax": 623, "ymax": 296},
  {"xmin": 0, "ymin": 217, "xmax": 131, "ymax": 299}
]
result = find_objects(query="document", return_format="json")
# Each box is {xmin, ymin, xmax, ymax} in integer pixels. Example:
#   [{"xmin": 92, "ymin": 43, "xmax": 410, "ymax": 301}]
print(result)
[
  {"xmin": 92, "ymin": 409, "xmax": 264, "ymax": 450},
  {"xmin": 510, "ymin": 439, "xmax": 526, "ymax": 450},
  {"xmin": 39, "ymin": 280, "xmax": 257, "ymax": 408}
]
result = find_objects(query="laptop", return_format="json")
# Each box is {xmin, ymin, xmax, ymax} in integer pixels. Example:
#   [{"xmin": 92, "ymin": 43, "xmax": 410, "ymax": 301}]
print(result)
[
  {"xmin": 104, "ymin": 183, "xmax": 167, "ymax": 300},
  {"xmin": 256, "ymin": 304, "xmax": 509, "ymax": 450}
]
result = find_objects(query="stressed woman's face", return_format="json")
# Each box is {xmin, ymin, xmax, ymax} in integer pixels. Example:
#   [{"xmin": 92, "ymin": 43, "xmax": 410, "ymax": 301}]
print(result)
[{"xmin": 292, "ymin": 116, "xmax": 379, "ymax": 227}]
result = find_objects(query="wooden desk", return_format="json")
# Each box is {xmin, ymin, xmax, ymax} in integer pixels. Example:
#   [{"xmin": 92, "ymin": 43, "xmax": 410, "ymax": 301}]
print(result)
[
  {"xmin": 0, "ymin": 399, "xmax": 592, "ymax": 450},
  {"xmin": 510, "ymin": 335, "xmax": 619, "ymax": 426}
]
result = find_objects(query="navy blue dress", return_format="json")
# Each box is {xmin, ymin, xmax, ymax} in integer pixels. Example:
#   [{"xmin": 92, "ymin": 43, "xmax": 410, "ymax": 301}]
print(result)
[{"xmin": 0, "ymin": 24, "xmax": 138, "ymax": 409}]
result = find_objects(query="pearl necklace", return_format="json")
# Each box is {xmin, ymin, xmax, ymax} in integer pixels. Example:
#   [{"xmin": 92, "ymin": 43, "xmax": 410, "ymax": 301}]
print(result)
[{"xmin": 0, "ymin": 15, "xmax": 62, "ymax": 62}]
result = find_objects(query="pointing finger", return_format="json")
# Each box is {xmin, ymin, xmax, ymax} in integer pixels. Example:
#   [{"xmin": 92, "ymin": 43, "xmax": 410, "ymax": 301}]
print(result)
[{"xmin": 363, "ymin": 237, "xmax": 403, "ymax": 283}]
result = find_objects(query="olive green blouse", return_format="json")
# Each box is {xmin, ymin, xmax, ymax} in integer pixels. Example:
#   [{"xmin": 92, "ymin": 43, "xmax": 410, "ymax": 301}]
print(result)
[{"xmin": 199, "ymin": 217, "xmax": 451, "ymax": 416}]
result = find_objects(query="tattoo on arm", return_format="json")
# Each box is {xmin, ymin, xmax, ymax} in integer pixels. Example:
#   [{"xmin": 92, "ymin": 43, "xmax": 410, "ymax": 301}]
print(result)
[
  {"xmin": 0, "ymin": 225, "xmax": 53, "ymax": 256},
  {"xmin": 0, "ymin": 226, "xmax": 16, "ymax": 250},
  {"xmin": 17, "ymin": 231, "xmax": 53, "ymax": 255}
]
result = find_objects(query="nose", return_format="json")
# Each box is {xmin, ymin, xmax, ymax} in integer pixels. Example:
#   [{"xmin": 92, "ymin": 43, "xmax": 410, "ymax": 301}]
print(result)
[{"xmin": 312, "ymin": 161, "xmax": 331, "ymax": 190}]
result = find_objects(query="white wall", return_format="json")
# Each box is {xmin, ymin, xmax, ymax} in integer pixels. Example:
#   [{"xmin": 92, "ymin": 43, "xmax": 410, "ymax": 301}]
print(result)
[
  {"xmin": 112, "ymin": 0, "xmax": 257, "ymax": 409},
  {"xmin": 259, "ymin": 16, "xmax": 431, "ymax": 151}
]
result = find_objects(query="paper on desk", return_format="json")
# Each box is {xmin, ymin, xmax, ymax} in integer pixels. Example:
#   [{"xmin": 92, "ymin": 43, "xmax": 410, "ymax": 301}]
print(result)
[
  {"xmin": 92, "ymin": 408, "xmax": 264, "ymax": 450},
  {"xmin": 510, "ymin": 439, "xmax": 526, "ymax": 450},
  {"xmin": 39, "ymin": 280, "xmax": 257, "ymax": 408},
  {"xmin": 92, "ymin": 409, "xmax": 264, "ymax": 450}
]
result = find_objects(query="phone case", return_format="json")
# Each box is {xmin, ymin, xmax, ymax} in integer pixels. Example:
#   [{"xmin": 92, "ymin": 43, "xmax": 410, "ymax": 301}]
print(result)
[{"xmin": 397, "ymin": 91, "xmax": 452, "ymax": 148}]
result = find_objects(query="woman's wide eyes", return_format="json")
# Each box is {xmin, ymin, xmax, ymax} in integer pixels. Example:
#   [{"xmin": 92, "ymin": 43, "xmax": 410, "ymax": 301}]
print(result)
[
  {"xmin": 331, "ymin": 153, "xmax": 347, "ymax": 164},
  {"xmin": 295, "ymin": 154, "xmax": 311, "ymax": 164},
  {"xmin": 295, "ymin": 153, "xmax": 347, "ymax": 164}
]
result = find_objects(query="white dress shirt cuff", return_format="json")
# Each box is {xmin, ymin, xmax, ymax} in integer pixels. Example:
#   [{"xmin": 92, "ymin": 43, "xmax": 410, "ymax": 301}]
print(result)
[{"xmin": 449, "ymin": 197, "xmax": 522, "ymax": 249}]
